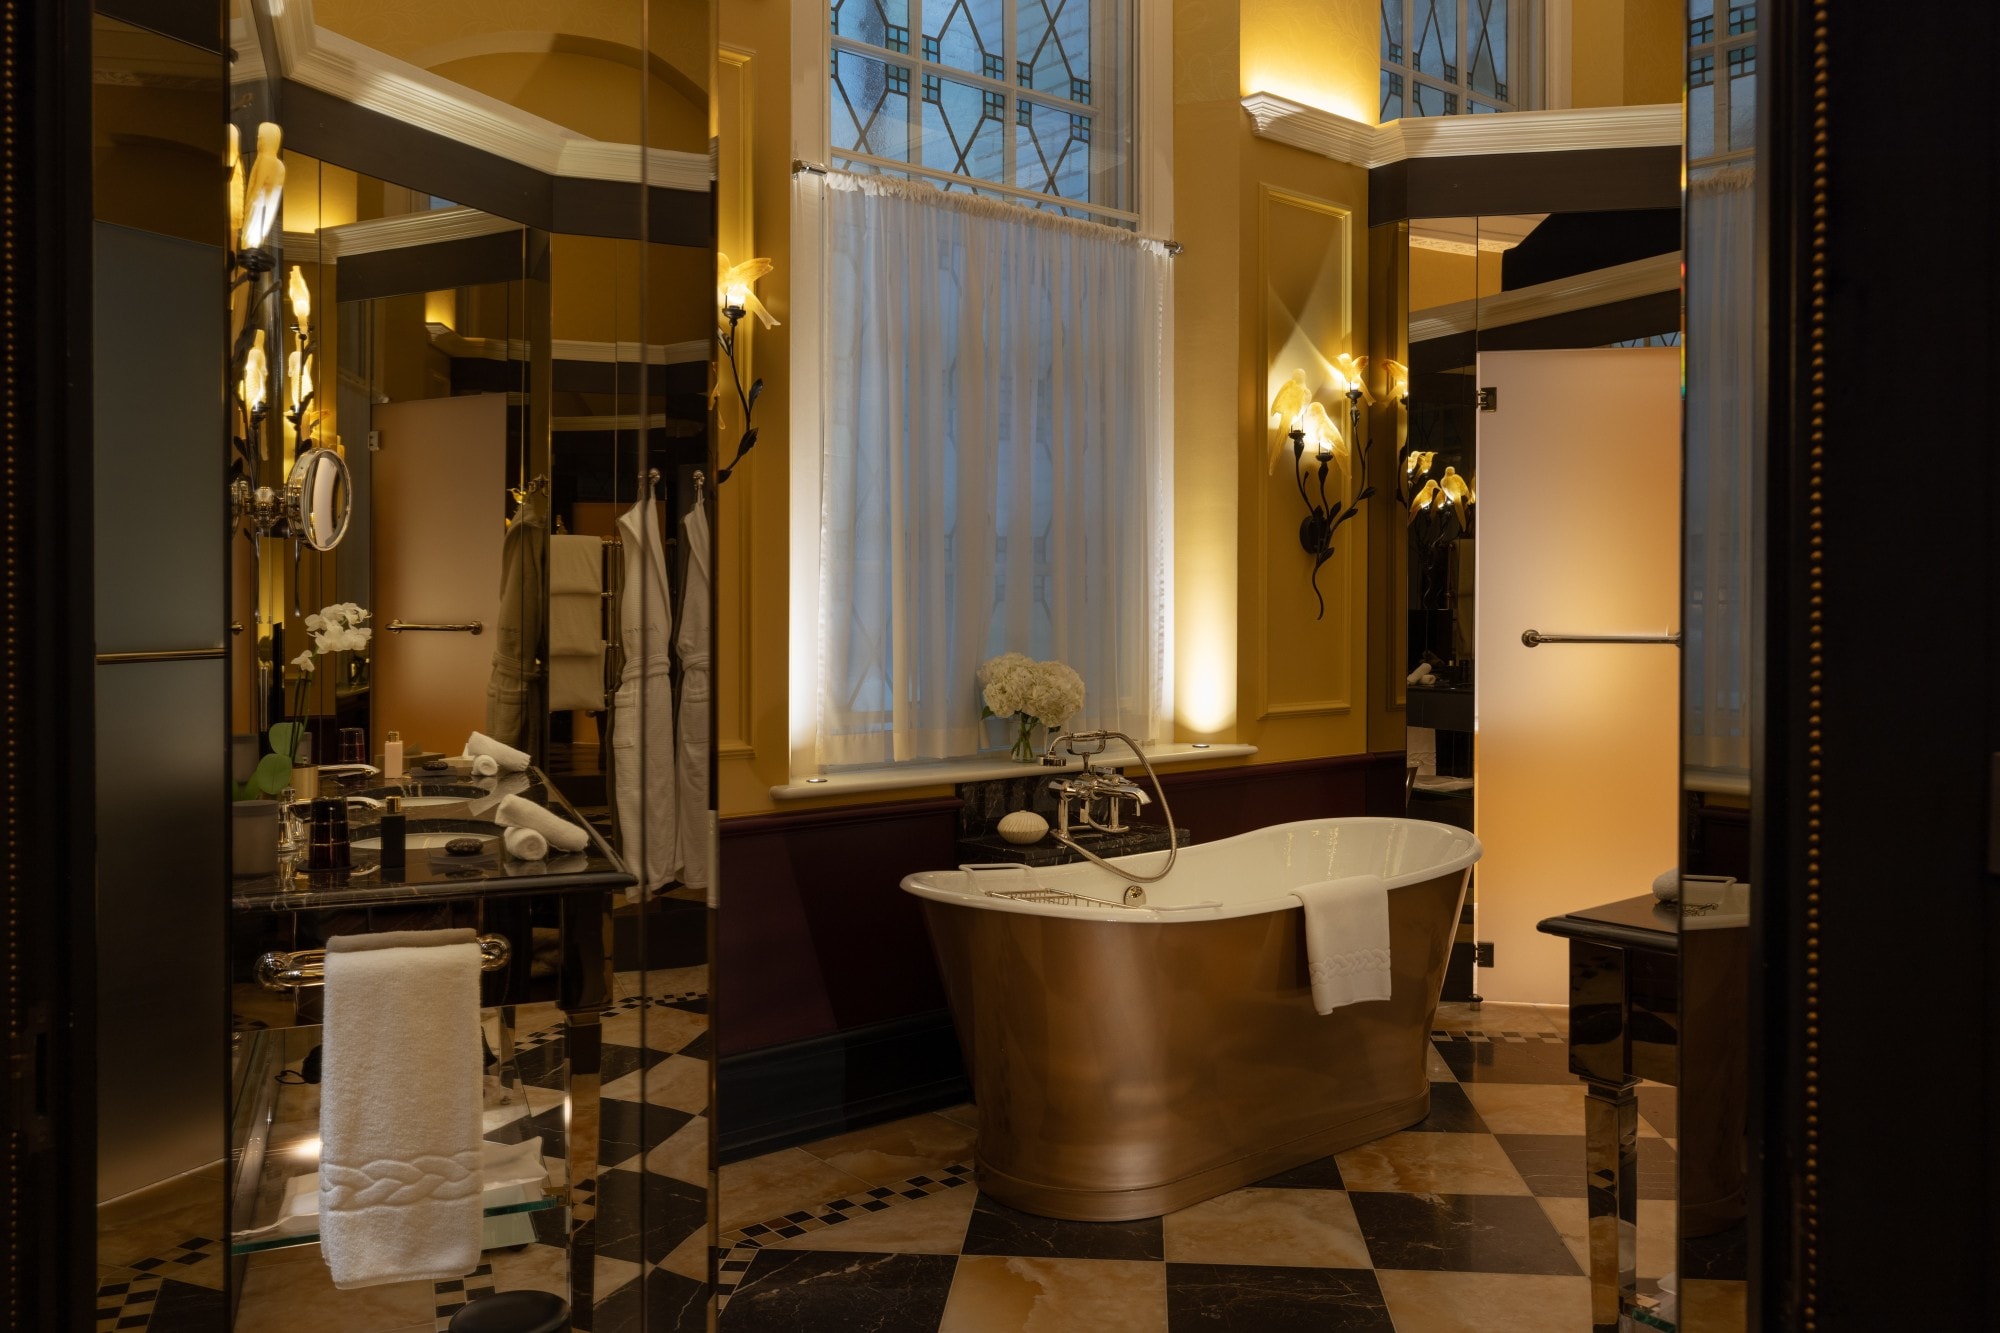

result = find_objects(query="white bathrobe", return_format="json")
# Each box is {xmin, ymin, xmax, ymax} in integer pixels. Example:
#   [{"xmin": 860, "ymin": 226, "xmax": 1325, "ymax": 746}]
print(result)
[
  {"xmin": 675, "ymin": 502, "xmax": 713, "ymax": 892},
  {"xmin": 612, "ymin": 499, "xmax": 679, "ymax": 891}
]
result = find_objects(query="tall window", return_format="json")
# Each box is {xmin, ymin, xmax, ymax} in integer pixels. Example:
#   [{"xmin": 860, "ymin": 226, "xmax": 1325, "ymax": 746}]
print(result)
[
  {"xmin": 1381, "ymin": 0, "xmax": 1523, "ymax": 120},
  {"xmin": 829, "ymin": 0, "xmax": 1135, "ymax": 224},
  {"xmin": 1688, "ymin": 0, "xmax": 1755, "ymax": 164}
]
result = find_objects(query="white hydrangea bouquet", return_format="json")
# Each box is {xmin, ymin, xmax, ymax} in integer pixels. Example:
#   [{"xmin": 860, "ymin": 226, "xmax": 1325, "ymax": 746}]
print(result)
[{"xmin": 978, "ymin": 653, "xmax": 1085, "ymax": 762}]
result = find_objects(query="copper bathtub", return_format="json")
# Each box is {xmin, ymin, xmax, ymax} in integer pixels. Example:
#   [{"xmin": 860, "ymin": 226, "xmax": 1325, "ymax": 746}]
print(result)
[{"xmin": 902, "ymin": 817, "xmax": 1481, "ymax": 1221}]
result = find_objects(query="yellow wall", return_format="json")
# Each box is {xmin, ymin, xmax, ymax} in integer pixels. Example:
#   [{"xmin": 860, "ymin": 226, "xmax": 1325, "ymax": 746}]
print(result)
[{"xmin": 1573, "ymin": 0, "xmax": 1683, "ymax": 109}]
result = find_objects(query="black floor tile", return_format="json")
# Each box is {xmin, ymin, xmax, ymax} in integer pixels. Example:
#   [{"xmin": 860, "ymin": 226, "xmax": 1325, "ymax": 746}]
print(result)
[
  {"xmin": 596, "ymin": 1266, "xmax": 712, "ymax": 1333},
  {"xmin": 718, "ymin": 1251, "xmax": 955, "ymax": 1333},
  {"xmin": 1253, "ymin": 1155, "xmax": 1345, "ymax": 1191},
  {"xmin": 143, "ymin": 1278, "xmax": 229, "ymax": 1333},
  {"xmin": 1433, "ymin": 1038, "xmax": 1577, "ymax": 1085},
  {"xmin": 591, "ymin": 1167, "xmax": 709, "ymax": 1264},
  {"xmin": 1402, "ymin": 1081, "xmax": 1490, "ymax": 1134},
  {"xmin": 1165, "ymin": 1263, "xmax": 1393, "ymax": 1332},
  {"xmin": 485, "ymin": 1101, "xmax": 568, "ymax": 1160},
  {"xmin": 676, "ymin": 1028, "xmax": 713, "ymax": 1060},
  {"xmin": 598, "ymin": 1098, "xmax": 696, "ymax": 1164},
  {"xmin": 514, "ymin": 1040, "xmax": 568, "ymax": 1089},
  {"xmin": 1494, "ymin": 1133, "xmax": 1678, "ymax": 1200},
  {"xmin": 600, "ymin": 1041, "xmax": 669, "ymax": 1086},
  {"xmin": 1348, "ymin": 1190, "xmax": 1582, "ymax": 1275},
  {"xmin": 961, "ymin": 1193, "xmax": 1164, "ymax": 1261}
]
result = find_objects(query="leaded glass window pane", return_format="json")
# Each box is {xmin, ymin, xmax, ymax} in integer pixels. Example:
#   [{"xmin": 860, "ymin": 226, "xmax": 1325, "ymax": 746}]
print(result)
[
  {"xmin": 1466, "ymin": 0, "xmax": 1507, "ymax": 101},
  {"xmin": 1727, "ymin": 4, "xmax": 1756, "ymax": 35},
  {"xmin": 926, "ymin": 0, "xmax": 1002, "ymax": 81},
  {"xmin": 1413, "ymin": 0, "xmax": 1459, "ymax": 82},
  {"xmin": 1018, "ymin": 0, "xmax": 1091, "ymax": 102},
  {"xmin": 1015, "ymin": 101, "xmax": 1091, "ymax": 200},
  {"xmin": 1688, "ymin": 80, "xmax": 1716, "ymax": 160},
  {"xmin": 1381, "ymin": 70, "xmax": 1405, "ymax": 122},
  {"xmin": 1382, "ymin": 0, "xmax": 1404, "ymax": 64},
  {"xmin": 831, "ymin": 48, "xmax": 911, "ymax": 161},
  {"xmin": 1410, "ymin": 82, "xmax": 1457, "ymax": 116},
  {"xmin": 1727, "ymin": 46, "xmax": 1756, "ymax": 152},
  {"xmin": 920, "ymin": 73, "xmax": 1006, "ymax": 183},
  {"xmin": 833, "ymin": 0, "xmax": 912, "ymax": 51}
]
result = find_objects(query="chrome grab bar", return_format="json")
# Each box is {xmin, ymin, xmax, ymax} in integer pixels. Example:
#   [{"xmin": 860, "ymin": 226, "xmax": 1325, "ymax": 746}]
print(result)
[
  {"xmin": 254, "ymin": 934, "xmax": 512, "ymax": 991},
  {"xmin": 1521, "ymin": 629, "xmax": 1681, "ymax": 648},
  {"xmin": 388, "ymin": 619, "xmax": 484, "ymax": 635}
]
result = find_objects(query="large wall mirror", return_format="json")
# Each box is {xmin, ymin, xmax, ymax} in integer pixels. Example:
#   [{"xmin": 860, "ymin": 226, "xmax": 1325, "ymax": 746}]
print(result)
[{"xmin": 93, "ymin": 2, "xmax": 717, "ymax": 1329}]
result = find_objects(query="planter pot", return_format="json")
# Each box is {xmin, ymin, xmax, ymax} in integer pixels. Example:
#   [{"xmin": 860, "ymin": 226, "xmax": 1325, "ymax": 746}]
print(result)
[{"xmin": 232, "ymin": 799, "xmax": 280, "ymax": 877}]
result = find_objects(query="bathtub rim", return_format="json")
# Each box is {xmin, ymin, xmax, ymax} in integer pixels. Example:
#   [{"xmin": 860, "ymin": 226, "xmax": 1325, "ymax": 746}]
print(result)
[{"xmin": 899, "ymin": 815, "xmax": 1482, "ymax": 924}]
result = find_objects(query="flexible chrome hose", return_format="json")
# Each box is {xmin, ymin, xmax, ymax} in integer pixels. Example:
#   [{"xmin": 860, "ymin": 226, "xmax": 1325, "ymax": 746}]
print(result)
[{"xmin": 1047, "ymin": 731, "xmax": 1180, "ymax": 883}]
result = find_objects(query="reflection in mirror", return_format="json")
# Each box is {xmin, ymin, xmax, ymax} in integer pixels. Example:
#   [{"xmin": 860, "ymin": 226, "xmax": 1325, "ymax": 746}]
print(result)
[{"xmin": 154, "ymin": 1, "xmax": 722, "ymax": 1329}]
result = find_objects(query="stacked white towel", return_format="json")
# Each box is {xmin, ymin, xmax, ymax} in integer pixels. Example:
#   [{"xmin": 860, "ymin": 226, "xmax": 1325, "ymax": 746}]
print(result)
[
  {"xmin": 502, "ymin": 826, "xmax": 548, "ymax": 861},
  {"xmin": 1291, "ymin": 877, "xmax": 1394, "ymax": 1014},
  {"xmin": 494, "ymin": 794, "xmax": 589, "ymax": 853},
  {"xmin": 464, "ymin": 730, "xmax": 530, "ymax": 773},
  {"xmin": 548, "ymin": 534, "xmax": 606, "ymax": 712},
  {"xmin": 318, "ymin": 929, "xmax": 485, "ymax": 1289}
]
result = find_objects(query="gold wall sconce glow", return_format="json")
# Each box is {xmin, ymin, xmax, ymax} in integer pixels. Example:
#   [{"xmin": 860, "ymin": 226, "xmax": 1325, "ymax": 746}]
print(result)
[
  {"xmin": 1407, "ymin": 463, "xmax": 1475, "ymax": 610},
  {"xmin": 716, "ymin": 253, "xmax": 778, "ymax": 486},
  {"xmin": 1268, "ymin": 363, "xmax": 1377, "ymax": 620},
  {"xmin": 235, "ymin": 121, "xmax": 285, "ymax": 270},
  {"xmin": 1384, "ymin": 358, "xmax": 1410, "ymax": 407}
]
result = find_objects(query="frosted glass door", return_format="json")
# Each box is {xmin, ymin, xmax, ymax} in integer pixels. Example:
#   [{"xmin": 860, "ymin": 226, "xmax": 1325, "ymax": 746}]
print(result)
[{"xmin": 1474, "ymin": 348, "xmax": 1682, "ymax": 1003}]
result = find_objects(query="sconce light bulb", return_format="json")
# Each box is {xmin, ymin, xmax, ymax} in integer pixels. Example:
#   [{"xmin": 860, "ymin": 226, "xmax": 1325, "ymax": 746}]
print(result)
[
  {"xmin": 239, "ymin": 121, "xmax": 285, "ymax": 255},
  {"xmin": 243, "ymin": 329, "xmax": 269, "ymax": 415},
  {"xmin": 288, "ymin": 265, "xmax": 312, "ymax": 327}
]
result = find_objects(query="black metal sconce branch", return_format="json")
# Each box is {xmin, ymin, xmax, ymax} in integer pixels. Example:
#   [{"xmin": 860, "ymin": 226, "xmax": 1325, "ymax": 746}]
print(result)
[
  {"xmin": 715, "ymin": 304, "xmax": 763, "ymax": 485},
  {"xmin": 1292, "ymin": 388, "xmax": 1374, "ymax": 620}
]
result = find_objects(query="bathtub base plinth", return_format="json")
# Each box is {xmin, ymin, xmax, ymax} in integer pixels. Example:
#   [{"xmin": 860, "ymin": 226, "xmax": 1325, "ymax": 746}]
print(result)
[{"xmin": 973, "ymin": 1088, "xmax": 1432, "ymax": 1222}]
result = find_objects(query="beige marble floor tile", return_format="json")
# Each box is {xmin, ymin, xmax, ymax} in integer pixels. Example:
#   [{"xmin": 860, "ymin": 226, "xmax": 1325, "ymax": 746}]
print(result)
[
  {"xmin": 1425, "ymin": 1042, "xmax": 1457, "ymax": 1081},
  {"xmin": 1377, "ymin": 1270, "xmax": 1591, "ymax": 1333},
  {"xmin": 798, "ymin": 1112, "xmax": 976, "ymax": 1186},
  {"xmin": 1334, "ymin": 1131, "xmax": 1531, "ymax": 1195},
  {"xmin": 600, "ymin": 1003, "xmax": 707, "ymax": 1052},
  {"xmin": 941, "ymin": 1256, "xmax": 1168, "ymax": 1333},
  {"xmin": 661, "ymin": 1229, "xmax": 711, "ymax": 1283},
  {"xmin": 96, "ymin": 1172, "xmax": 228, "ymax": 1270},
  {"xmin": 599, "ymin": 1053, "xmax": 708, "ymax": 1112},
  {"xmin": 236, "ymin": 1253, "xmax": 435, "ymax": 1333},
  {"xmin": 718, "ymin": 1147, "xmax": 873, "ymax": 1232},
  {"xmin": 766, "ymin": 1181, "xmax": 976, "ymax": 1254},
  {"xmin": 645, "ymin": 1114, "xmax": 712, "ymax": 1187},
  {"xmin": 1463, "ymin": 1082, "xmax": 1668, "ymax": 1136},
  {"xmin": 1538, "ymin": 1197, "xmax": 1678, "ymax": 1279},
  {"xmin": 635, "ymin": 964, "xmax": 710, "ymax": 998},
  {"xmin": 1434, "ymin": 1001, "xmax": 1559, "ymax": 1034},
  {"xmin": 1162, "ymin": 1187, "xmax": 1372, "ymax": 1269},
  {"xmin": 1681, "ymin": 1278, "xmax": 1749, "ymax": 1332},
  {"xmin": 937, "ymin": 1102, "xmax": 980, "ymax": 1129},
  {"xmin": 484, "ymin": 1239, "xmax": 641, "ymax": 1302}
]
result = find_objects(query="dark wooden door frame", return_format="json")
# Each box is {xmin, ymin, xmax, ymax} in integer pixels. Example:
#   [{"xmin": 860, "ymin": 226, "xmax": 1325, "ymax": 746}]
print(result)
[{"xmin": 1755, "ymin": 2, "xmax": 1998, "ymax": 1327}]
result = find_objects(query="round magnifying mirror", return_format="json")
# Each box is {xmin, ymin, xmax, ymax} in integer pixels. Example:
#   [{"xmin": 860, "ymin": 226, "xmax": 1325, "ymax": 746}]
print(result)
[{"xmin": 286, "ymin": 446, "xmax": 352, "ymax": 551}]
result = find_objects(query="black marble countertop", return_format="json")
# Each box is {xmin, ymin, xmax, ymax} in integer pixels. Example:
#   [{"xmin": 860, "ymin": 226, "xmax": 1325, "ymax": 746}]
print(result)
[
  {"xmin": 1536, "ymin": 894, "xmax": 1681, "ymax": 953},
  {"xmin": 955, "ymin": 824, "xmax": 1192, "ymax": 869},
  {"xmin": 231, "ymin": 762, "xmax": 633, "ymax": 913}
]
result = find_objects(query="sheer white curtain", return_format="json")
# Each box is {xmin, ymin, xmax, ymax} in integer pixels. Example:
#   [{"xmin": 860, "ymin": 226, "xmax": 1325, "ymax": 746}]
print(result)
[
  {"xmin": 816, "ymin": 171, "xmax": 1171, "ymax": 767},
  {"xmin": 1684, "ymin": 167, "xmax": 1755, "ymax": 773}
]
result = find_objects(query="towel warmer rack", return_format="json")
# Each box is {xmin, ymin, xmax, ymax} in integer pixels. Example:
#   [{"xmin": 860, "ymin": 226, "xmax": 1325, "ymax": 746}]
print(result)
[
  {"xmin": 387, "ymin": 619, "xmax": 485, "ymax": 635},
  {"xmin": 253, "ymin": 934, "xmax": 513, "ymax": 991},
  {"xmin": 1520, "ymin": 629, "xmax": 1681, "ymax": 647}
]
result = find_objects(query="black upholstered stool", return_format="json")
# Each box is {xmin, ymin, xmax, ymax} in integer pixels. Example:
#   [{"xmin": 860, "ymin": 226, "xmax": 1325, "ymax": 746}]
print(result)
[{"xmin": 446, "ymin": 1290, "xmax": 569, "ymax": 1332}]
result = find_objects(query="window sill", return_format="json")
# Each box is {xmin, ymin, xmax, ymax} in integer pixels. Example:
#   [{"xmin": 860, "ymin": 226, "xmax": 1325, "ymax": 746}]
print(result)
[{"xmin": 771, "ymin": 742, "xmax": 1259, "ymax": 802}]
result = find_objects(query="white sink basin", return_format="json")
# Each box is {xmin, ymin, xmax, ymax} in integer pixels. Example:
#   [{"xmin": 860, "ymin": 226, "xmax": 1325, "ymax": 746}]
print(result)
[{"xmin": 352, "ymin": 832, "xmax": 499, "ymax": 851}]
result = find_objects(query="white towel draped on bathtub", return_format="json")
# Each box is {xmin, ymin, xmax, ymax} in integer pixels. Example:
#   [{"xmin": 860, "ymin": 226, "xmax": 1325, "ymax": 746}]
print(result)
[{"xmin": 1292, "ymin": 877, "xmax": 1393, "ymax": 1013}]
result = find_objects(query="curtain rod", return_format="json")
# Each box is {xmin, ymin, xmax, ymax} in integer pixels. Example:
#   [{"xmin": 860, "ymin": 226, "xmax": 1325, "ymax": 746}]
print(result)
[{"xmin": 790, "ymin": 159, "xmax": 1182, "ymax": 255}]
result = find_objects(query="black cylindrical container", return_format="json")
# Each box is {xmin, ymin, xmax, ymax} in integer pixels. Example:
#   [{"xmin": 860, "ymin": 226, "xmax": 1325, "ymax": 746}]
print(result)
[{"xmin": 307, "ymin": 798, "xmax": 351, "ymax": 870}]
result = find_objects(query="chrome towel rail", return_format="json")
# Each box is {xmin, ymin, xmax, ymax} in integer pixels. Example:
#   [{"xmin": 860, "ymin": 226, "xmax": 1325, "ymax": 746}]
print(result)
[
  {"xmin": 1521, "ymin": 629, "xmax": 1682, "ymax": 647},
  {"xmin": 388, "ymin": 619, "xmax": 484, "ymax": 635},
  {"xmin": 254, "ymin": 935, "xmax": 512, "ymax": 991}
]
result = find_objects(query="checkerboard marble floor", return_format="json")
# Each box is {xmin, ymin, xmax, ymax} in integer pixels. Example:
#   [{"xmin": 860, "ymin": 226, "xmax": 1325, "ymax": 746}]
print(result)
[{"xmin": 714, "ymin": 1002, "xmax": 1749, "ymax": 1333}]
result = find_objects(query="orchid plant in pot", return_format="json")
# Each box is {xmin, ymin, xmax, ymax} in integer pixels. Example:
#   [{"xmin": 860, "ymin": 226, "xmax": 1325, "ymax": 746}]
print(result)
[
  {"xmin": 978, "ymin": 654, "xmax": 1086, "ymax": 762},
  {"xmin": 235, "ymin": 602, "xmax": 371, "ymax": 800}
]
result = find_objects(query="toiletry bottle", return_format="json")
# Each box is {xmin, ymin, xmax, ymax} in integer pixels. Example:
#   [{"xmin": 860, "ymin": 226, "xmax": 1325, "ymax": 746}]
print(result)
[
  {"xmin": 378, "ymin": 794, "xmax": 406, "ymax": 877},
  {"xmin": 383, "ymin": 729, "xmax": 404, "ymax": 780},
  {"xmin": 293, "ymin": 764, "xmax": 320, "ymax": 802}
]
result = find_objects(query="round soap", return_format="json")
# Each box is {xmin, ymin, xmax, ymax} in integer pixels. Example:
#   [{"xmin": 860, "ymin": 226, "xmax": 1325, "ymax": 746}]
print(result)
[
  {"xmin": 444, "ymin": 837, "xmax": 485, "ymax": 856},
  {"xmin": 997, "ymin": 810, "xmax": 1050, "ymax": 845}
]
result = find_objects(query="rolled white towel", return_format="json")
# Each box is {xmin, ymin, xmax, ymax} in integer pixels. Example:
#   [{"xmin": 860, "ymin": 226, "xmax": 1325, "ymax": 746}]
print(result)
[
  {"xmin": 502, "ymin": 826, "xmax": 548, "ymax": 861},
  {"xmin": 494, "ymin": 795, "xmax": 588, "ymax": 854},
  {"xmin": 464, "ymin": 731, "xmax": 530, "ymax": 773},
  {"xmin": 467, "ymin": 754, "xmax": 500, "ymax": 777}
]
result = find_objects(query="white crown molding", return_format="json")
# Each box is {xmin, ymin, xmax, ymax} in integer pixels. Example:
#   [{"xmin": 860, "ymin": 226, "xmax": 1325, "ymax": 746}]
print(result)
[
  {"xmin": 1241, "ymin": 92, "xmax": 1682, "ymax": 169},
  {"xmin": 1407, "ymin": 251, "xmax": 1680, "ymax": 342},
  {"xmin": 317, "ymin": 206, "xmax": 524, "ymax": 260},
  {"xmin": 269, "ymin": 0, "xmax": 713, "ymax": 192},
  {"xmin": 229, "ymin": 17, "xmax": 267, "ymax": 86}
]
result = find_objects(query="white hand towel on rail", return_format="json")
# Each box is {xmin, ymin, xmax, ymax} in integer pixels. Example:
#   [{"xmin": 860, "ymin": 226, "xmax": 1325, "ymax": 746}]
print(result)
[
  {"xmin": 1292, "ymin": 877, "xmax": 1394, "ymax": 1013},
  {"xmin": 318, "ymin": 929, "xmax": 486, "ymax": 1289}
]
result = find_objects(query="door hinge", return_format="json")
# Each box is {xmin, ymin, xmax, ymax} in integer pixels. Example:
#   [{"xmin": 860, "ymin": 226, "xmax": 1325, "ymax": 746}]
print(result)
[
  {"xmin": 1477, "ymin": 386, "xmax": 1498, "ymax": 412},
  {"xmin": 1473, "ymin": 941, "xmax": 1495, "ymax": 968},
  {"xmin": 5, "ymin": 1005, "xmax": 52, "ymax": 1149},
  {"xmin": 367, "ymin": 430, "xmax": 383, "ymax": 452}
]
